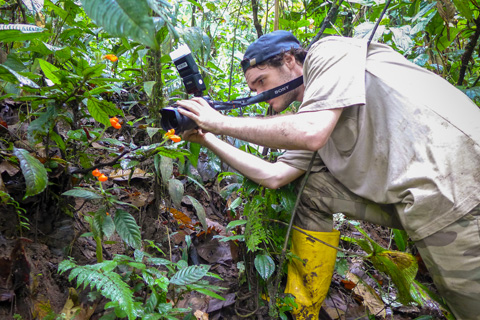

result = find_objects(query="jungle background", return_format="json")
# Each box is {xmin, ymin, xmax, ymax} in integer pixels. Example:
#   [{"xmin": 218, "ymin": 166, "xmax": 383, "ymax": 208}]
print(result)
[{"xmin": 0, "ymin": 0, "xmax": 479, "ymax": 319}]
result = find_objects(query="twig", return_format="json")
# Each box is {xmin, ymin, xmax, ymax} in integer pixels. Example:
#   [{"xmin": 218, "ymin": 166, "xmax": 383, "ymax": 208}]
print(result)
[
  {"xmin": 234, "ymin": 281, "xmax": 259, "ymax": 318},
  {"xmin": 70, "ymin": 147, "xmax": 138, "ymax": 175},
  {"xmin": 270, "ymin": 150, "xmax": 318, "ymax": 311},
  {"xmin": 268, "ymin": 219, "xmax": 367, "ymax": 257},
  {"xmin": 166, "ymin": 225, "xmax": 172, "ymax": 262},
  {"xmin": 307, "ymin": 0, "xmax": 344, "ymax": 50},
  {"xmin": 15, "ymin": 0, "xmax": 26, "ymax": 23},
  {"xmin": 367, "ymin": 0, "xmax": 393, "ymax": 46}
]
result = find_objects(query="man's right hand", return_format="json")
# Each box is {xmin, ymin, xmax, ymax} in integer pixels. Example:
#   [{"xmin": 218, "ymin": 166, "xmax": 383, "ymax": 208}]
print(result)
[{"xmin": 182, "ymin": 128, "xmax": 209, "ymax": 146}]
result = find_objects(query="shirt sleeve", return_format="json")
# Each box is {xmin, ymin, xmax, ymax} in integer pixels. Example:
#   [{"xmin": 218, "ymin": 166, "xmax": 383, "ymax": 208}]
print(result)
[
  {"xmin": 277, "ymin": 149, "xmax": 326, "ymax": 172},
  {"xmin": 299, "ymin": 37, "xmax": 368, "ymax": 113}
]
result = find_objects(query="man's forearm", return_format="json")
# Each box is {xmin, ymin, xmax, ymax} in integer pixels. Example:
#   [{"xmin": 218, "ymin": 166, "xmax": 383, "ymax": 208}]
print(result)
[
  {"xmin": 216, "ymin": 109, "xmax": 342, "ymax": 151},
  {"xmin": 201, "ymin": 133, "xmax": 304, "ymax": 189},
  {"xmin": 176, "ymin": 98, "xmax": 342, "ymax": 151}
]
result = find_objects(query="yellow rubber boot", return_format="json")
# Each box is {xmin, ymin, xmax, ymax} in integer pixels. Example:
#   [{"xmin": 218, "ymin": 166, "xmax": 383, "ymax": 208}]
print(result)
[{"xmin": 285, "ymin": 227, "xmax": 340, "ymax": 320}]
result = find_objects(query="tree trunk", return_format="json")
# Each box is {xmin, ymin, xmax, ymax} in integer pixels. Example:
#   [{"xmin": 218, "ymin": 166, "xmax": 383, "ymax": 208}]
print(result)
[
  {"xmin": 251, "ymin": 0, "xmax": 263, "ymax": 38},
  {"xmin": 457, "ymin": 15, "xmax": 480, "ymax": 86}
]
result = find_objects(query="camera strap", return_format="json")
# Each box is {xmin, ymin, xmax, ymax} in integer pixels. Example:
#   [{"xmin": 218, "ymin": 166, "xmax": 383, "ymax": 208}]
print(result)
[{"xmin": 211, "ymin": 75, "xmax": 304, "ymax": 110}]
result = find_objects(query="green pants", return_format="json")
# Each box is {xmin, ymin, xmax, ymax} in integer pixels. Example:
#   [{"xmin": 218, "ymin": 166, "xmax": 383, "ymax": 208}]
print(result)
[{"xmin": 296, "ymin": 171, "xmax": 480, "ymax": 320}]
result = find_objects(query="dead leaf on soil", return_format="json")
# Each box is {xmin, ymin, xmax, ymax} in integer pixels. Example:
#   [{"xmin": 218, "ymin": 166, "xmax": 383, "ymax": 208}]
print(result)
[
  {"xmin": 59, "ymin": 288, "xmax": 96, "ymax": 320},
  {"xmin": 0, "ymin": 160, "xmax": 19, "ymax": 176},
  {"xmin": 206, "ymin": 293, "xmax": 236, "ymax": 313},
  {"xmin": 109, "ymin": 168, "xmax": 152, "ymax": 181},
  {"xmin": 196, "ymin": 237, "xmax": 232, "ymax": 265},
  {"xmin": 162, "ymin": 206, "xmax": 194, "ymax": 228},
  {"xmin": 346, "ymin": 271, "xmax": 386, "ymax": 317},
  {"xmin": 194, "ymin": 309, "xmax": 209, "ymax": 320}
]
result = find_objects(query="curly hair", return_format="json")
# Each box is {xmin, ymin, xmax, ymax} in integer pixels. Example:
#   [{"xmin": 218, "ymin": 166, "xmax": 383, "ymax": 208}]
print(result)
[{"xmin": 251, "ymin": 47, "xmax": 307, "ymax": 70}]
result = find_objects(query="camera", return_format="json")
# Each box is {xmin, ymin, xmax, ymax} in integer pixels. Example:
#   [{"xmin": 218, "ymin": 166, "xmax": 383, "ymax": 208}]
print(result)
[
  {"xmin": 160, "ymin": 45, "xmax": 208, "ymax": 132},
  {"xmin": 160, "ymin": 45, "xmax": 304, "ymax": 133}
]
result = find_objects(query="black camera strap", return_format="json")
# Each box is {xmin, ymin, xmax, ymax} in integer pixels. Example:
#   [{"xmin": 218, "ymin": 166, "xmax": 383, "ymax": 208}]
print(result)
[{"xmin": 210, "ymin": 75, "xmax": 304, "ymax": 110}]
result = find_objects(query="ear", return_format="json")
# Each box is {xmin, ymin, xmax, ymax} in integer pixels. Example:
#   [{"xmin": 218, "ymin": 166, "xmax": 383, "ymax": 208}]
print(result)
[{"xmin": 283, "ymin": 53, "xmax": 296, "ymax": 69}]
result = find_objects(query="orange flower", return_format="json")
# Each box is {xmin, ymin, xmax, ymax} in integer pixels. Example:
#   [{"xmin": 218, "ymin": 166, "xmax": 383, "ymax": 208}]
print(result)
[
  {"xmin": 106, "ymin": 212, "xmax": 110, "ymax": 216},
  {"xmin": 103, "ymin": 54, "xmax": 118, "ymax": 62},
  {"xmin": 110, "ymin": 117, "xmax": 122, "ymax": 129},
  {"xmin": 98, "ymin": 174, "xmax": 108, "ymax": 182},
  {"xmin": 169, "ymin": 135, "xmax": 181, "ymax": 143},
  {"xmin": 164, "ymin": 129, "xmax": 181, "ymax": 142},
  {"xmin": 92, "ymin": 168, "xmax": 101, "ymax": 177}
]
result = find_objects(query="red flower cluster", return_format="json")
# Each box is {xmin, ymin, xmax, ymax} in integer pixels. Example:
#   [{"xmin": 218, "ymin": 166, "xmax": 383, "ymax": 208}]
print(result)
[
  {"xmin": 110, "ymin": 117, "xmax": 121, "ymax": 129},
  {"xmin": 92, "ymin": 168, "xmax": 108, "ymax": 182}
]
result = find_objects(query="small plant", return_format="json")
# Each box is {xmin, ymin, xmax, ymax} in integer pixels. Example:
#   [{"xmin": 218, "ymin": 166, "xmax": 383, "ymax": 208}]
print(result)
[
  {"xmin": 0, "ymin": 190, "xmax": 30, "ymax": 236},
  {"xmin": 59, "ymin": 248, "xmax": 225, "ymax": 320}
]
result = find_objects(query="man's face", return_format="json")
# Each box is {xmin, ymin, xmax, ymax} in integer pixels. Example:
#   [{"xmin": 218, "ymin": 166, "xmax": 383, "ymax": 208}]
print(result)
[{"xmin": 244, "ymin": 61, "xmax": 301, "ymax": 113}]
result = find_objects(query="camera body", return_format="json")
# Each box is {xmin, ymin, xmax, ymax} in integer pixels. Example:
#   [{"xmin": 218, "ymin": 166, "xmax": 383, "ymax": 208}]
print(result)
[
  {"xmin": 160, "ymin": 97, "xmax": 214, "ymax": 133},
  {"xmin": 160, "ymin": 45, "xmax": 209, "ymax": 132}
]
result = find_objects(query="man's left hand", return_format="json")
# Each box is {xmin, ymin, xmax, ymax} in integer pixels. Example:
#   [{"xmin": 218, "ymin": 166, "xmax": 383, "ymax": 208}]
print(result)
[{"xmin": 176, "ymin": 97, "xmax": 225, "ymax": 134}]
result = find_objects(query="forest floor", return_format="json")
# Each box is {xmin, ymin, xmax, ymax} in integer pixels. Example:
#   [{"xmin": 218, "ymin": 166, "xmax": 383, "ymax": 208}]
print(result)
[{"xmin": 0, "ymin": 96, "xmax": 452, "ymax": 320}]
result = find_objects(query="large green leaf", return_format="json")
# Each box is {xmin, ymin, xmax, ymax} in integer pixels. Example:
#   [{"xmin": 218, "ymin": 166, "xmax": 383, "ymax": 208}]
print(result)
[
  {"xmin": 0, "ymin": 24, "xmax": 44, "ymax": 33},
  {"xmin": 355, "ymin": 227, "xmax": 418, "ymax": 305},
  {"xmin": 254, "ymin": 254, "xmax": 275, "ymax": 280},
  {"xmin": 62, "ymin": 188, "xmax": 103, "ymax": 200},
  {"xmin": 58, "ymin": 259, "xmax": 137, "ymax": 320},
  {"xmin": 186, "ymin": 195, "xmax": 207, "ymax": 231},
  {"xmin": 87, "ymin": 97, "xmax": 122, "ymax": 127},
  {"xmin": 38, "ymin": 58, "xmax": 61, "ymax": 84},
  {"xmin": 0, "ymin": 30, "xmax": 49, "ymax": 42},
  {"xmin": 81, "ymin": 0, "xmax": 158, "ymax": 49},
  {"xmin": 168, "ymin": 178, "xmax": 184, "ymax": 208},
  {"xmin": 0, "ymin": 64, "xmax": 40, "ymax": 88},
  {"xmin": 114, "ymin": 209, "xmax": 142, "ymax": 249},
  {"xmin": 104, "ymin": 216, "xmax": 115, "ymax": 239},
  {"xmin": 453, "ymin": 0, "xmax": 474, "ymax": 21},
  {"xmin": 13, "ymin": 147, "xmax": 48, "ymax": 199},
  {"xmin": 170, "ymin": 264, "xmax": 209, "ymax": 286},
  {"xmin": 160, "ymin": 155, "xmax": 173, "ymax": 184}
]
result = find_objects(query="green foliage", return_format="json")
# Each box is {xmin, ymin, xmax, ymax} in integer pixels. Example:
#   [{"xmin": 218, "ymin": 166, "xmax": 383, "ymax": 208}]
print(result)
[
  {"xmin": 2, "ymin": 0, "xmax": 480, "ymax": 318},
  {"xmin": 59, "ymin": 250, "xmax": 224, "ymax": 319},
  {"xmin": 12, "ymin": 147, "xmax": 48, "ymax": 199},
  {"xmin": 169, "ymin": 264, "xmax": 210, "ymax": 286},
  {"xmin": 347, "ymin": 226, "xmax": 419, "ymax": 305},
  {"xmin": 81, "ymin": 0, "xmax": 158, "ymax": 49},
  {"xmin": 254, "ymin": 254, "xmax": 275, "ymax": 280},
  {"xmin": 0, "ymin": 191, "xmax": 30, "ymax": 236},
  {"xmin": 113, "ymin": 209, "xmax": 142, "ymax": 250},
  {"xmin": 59, "ymin": 258, "xmax": 137, "ymax": 319},
  {"xmin": 243, "ymin": 195, "xmax": 269, "ymax": 252}
]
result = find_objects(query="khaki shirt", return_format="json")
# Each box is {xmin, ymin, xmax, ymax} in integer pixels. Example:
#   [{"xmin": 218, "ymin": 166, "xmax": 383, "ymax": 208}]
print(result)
[{"xmin": 278, "ymin": 37, "xmax": 480, "ymax": 241}]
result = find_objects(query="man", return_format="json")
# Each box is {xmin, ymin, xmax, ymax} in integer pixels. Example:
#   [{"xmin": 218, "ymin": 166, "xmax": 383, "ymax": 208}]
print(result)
[{"xmin": 176, "ymin": 30, "xmax": 480, "ymax": 319}]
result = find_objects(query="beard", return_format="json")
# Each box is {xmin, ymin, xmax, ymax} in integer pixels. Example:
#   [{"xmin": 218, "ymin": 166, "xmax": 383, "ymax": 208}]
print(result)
[{"xmin": 273, "ymin": 86, "xmax": 301, "ymax": 113}]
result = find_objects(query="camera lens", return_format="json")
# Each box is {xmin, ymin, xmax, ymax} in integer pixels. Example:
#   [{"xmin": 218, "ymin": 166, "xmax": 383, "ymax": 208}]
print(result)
[{"xmin": 160, "ymin": 106, "xmax": 196, "ymax": 133}]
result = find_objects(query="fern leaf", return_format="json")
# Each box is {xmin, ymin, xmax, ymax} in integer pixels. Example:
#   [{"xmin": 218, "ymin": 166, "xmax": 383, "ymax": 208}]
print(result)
[
  {"xmin": 244, "ymin": 199, "xmax": 267, "ymax": 252},
  {"xmin": 59, "ymin": 260, "xmax": 137, "ymax": 319}
]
